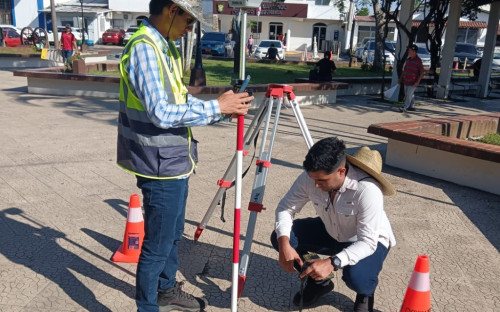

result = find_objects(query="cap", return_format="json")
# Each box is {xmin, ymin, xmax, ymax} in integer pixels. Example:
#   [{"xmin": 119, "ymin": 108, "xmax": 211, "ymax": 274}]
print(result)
[{"xmin": 409, "ymin": 44, "xmax": 418, "ymax": 51}]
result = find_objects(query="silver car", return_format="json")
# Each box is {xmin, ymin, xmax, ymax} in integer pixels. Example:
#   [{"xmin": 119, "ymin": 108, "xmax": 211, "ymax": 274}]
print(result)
[
  {"xmin": 416, "ymin": 44, "xmax": 431, "ymax": 68},
  {"xmin": 362, "ymin": 40, "xmax": 395, "ymax": 65},
  {"xmin": 123, "ymin": 26, "xmax": 139, "ymax": 45}
]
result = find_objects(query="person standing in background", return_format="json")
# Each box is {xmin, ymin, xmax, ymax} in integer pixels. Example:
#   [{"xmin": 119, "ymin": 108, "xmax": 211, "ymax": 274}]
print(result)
[
  {"xmin": 247, "ymin": 34, "xmax": 254, "ymax": 57},
  {"xmin": 58, "ymin": 25, "xmax": 78, "ymax": 70},
  {"xmin": 398, "ymin": 44, "xmax": 424, "ymax": 112}
]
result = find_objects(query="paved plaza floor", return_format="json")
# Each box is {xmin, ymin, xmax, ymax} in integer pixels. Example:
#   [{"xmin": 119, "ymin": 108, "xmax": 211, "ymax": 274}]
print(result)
[{"xmin": 0, "ymin": 69, "xmax": 499, "ymax": 312}]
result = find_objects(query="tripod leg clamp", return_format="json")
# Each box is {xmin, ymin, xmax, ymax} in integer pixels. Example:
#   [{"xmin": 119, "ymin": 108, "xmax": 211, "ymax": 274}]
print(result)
[
  {"xmin": 248, "ymin": 202, "xmax": 265, "ymax": 212},
  {"xmin": 256, "ymin": 160, "xmax": 271, "ymax": 168},
  {"xmin": 217, "ymin": 179, "xmax": 232, "ymax": 188}
]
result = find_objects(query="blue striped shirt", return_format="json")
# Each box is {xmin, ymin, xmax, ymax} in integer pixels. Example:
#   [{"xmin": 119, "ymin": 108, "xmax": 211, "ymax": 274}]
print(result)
[{"xmin": 124, "ymin": 19, "xmax": 224, "ymax": 129}]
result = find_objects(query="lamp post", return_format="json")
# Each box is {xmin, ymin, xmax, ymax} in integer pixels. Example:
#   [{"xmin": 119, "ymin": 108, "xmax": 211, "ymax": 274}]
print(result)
[{"xmin": 79, "ymin": 0, "xmax": 85, "ymax": 51}]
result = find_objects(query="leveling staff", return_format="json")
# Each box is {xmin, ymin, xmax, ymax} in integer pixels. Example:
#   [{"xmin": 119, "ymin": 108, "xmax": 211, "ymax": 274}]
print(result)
[
  {"xmin": 117, "ymin": 0, "xmax": 253, "ymax": 311},
  {"xmin": 270, "ymin": 137, "xmax": 396, "ymax": 312}
]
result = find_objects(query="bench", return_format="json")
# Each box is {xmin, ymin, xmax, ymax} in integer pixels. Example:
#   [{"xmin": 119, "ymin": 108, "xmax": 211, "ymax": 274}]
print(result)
[
  {"xmin": 489, "ymin": 70, "xmax": 500, "ymax": 95},
  {"xmin": 450, "ymin": 70, "xmax": 481, "ymax": 97},
  {"xmin": 415, "ymin": 71, "xmax": 438, "ymax": 97}
]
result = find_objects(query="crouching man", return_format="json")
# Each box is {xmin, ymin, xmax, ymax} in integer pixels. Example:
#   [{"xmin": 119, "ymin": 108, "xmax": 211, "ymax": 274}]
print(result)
[{"xmin": 270, "ymin": 137, "xmax": 396, "ymax": 312}]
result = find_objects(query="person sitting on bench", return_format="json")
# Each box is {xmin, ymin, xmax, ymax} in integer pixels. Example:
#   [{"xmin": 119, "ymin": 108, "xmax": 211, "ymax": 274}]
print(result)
[
  {"xmin": 265, "ymin": 43, "xmax": 281, "ymax": 61},
  {"xmin": 313, "ymin": 51, "xmax": 337, "ymax": 82}
]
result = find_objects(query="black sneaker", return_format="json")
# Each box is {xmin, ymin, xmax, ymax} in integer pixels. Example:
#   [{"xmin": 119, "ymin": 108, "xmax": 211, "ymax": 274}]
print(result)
[
  {"xmin": 353, "ymin": 293, "xmax": 374, "ymax": 312},
  {"xmin": 407, "ymin": 107, "xmax": 416, "ymax": 111},
  {"xmin": 157, "ymin": 281, "xmax": 207, "ymax": 312},
  {"xmin": 293, "ymin": 278, "xmax": 334, "ymax": 307}
]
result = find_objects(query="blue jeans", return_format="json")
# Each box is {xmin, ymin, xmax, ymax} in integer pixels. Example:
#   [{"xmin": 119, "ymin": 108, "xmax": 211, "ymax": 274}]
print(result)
[
  {"xmin": 270, "ymin": 217, "xmax": 389, "ymax": 296},
  {"xmin": 61, "ymin": 49, "xmax": 73, "ymax": 66},
  {"xmin": 135, "ymin": 177, "xmax": 189, "ymax": 312}
]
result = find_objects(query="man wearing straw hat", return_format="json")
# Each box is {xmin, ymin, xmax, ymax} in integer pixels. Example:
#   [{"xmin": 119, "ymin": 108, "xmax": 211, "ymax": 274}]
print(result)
[
  {"xmin": 117, "ymin": 0, "xmax": 253, "ymax": 311},
  {"xmin": 271, "ymin": 137, "xmax": 396, "ymax": 312}
]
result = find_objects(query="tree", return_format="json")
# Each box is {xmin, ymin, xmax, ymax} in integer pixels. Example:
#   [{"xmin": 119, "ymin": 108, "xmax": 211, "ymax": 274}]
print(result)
[{"xmin": 358, "ymin": 7, "xmax": 370, "ymax": 15}]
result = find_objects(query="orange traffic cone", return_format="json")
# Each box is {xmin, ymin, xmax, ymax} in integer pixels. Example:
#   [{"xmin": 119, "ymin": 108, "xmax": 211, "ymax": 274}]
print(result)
[
  {"xmin": 454, "ymin": 61, "xmax": 459, "ymax": 70},
  {"xmin": 400, "ymin": 255, "xmax": 431, "ymax": 312},
  {"xmin": 112, "ymin": 194, "xmax": 145, "ymax": 263}
]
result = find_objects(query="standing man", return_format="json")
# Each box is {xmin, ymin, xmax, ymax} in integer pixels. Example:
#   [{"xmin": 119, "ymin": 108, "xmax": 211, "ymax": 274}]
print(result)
[
  {"xmin": 58, "ymin": 25, "xmax": 78, "ymax": 69},
  {"xmin": 117, "ymin": 1, "xmax": 253, "ymax": 311},
  {"xmin": 398, "ymin": 44, "xmax": 424, "ymax": 112},
  {"xmin": 270, "ymin": 137, "xmax": 396, "ymax": 312}
]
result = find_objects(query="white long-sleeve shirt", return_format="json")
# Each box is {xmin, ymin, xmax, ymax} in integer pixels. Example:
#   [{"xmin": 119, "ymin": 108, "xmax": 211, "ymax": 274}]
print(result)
[{"xmin": 274, "ymin": 165, "xmax": 396, "ymax": 268}]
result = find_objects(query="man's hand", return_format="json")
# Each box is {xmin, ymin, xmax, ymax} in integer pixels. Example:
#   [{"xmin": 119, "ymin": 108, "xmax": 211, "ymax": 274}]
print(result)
[
  {"xmin": 299, "ymin": 258, "xmax": 334, "ymax": 281},
  {"xmin": 278, "ymin": 237, "xmax": 302, "ymax": 273},
  {"xmin": 217, "ymin": 90, "xmax": 253, "ymax": 116}
]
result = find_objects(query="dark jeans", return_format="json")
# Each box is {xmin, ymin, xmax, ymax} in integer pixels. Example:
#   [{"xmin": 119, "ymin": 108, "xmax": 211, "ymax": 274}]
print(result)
[
  {"xmin": 270, "ymin": 217, "xmax": 389, "ymax": 296},
  {"xmin": 61, "ymin": 49, "xmax": 73, "ymax": 66},
  {"xmin": 135, "ymin": 177, "xmax": 189, "ymax": 312}
]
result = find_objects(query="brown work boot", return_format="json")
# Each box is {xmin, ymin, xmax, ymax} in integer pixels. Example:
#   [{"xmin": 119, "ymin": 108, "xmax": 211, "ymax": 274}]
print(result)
[
  {"xmin": 157, "ymin": 281, "xmax": 207, "ymax": 312},
  {"xmin": 353, "ymin": 293, "xmax": 374, "ymax": 312}
]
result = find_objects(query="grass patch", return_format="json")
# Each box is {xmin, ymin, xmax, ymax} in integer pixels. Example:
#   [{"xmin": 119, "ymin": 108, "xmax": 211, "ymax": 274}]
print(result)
[
  {"xmin": 475, "ymin": 133, "xmax": 500, "ymax": 146},
  {"xmin": 0, "ymin": 47, "xmax": 41, "ymax": 54},
  {"xmin": 88, "ymin": 58, "xmax": 391, "ymax": 86}
]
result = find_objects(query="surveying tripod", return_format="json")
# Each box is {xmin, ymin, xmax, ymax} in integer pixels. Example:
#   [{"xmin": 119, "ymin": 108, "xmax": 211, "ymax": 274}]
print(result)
[{"xmin": 194, "ymin": 83, "xmax": 314, "ymax": 297}]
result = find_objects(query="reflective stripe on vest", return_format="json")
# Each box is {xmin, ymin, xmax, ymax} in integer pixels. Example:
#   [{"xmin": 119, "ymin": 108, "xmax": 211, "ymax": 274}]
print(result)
[{"xmin": 117, "ymin": 25, "xmax": 197, "ymax": 179}]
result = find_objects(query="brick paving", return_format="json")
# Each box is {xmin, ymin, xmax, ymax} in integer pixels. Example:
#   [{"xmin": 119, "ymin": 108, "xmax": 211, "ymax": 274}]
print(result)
[{"xmin": 1, "ymin": 69, "xmax": 499, "ymax": 312}]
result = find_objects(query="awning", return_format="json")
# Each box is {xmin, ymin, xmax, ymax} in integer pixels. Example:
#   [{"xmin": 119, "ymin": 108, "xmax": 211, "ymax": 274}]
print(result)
[
  {"xmin": 39, "ymin": 5, "xmax": 111, "ymax": 14},
  {"xmin": 411, "ymin": 20, "xmax": 487, "ymax": 28}
]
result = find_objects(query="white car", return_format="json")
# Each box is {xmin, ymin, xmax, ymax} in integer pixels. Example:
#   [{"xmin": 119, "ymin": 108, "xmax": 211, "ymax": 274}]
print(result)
[
  {"xmin": 0, "ymin": 24, "xmax": 21, "ymax": 35},
  {"xmin": 123, "ymin": 26, "xmax": 139, "ymax": 45},
  {"xmin": 416, "ymin": 43, "xmax": 431, "ymax": 68},
  {"xmin": 362, "ymin": 40, "xmax": 395, "ymax": 65},
  {"xmin": 253, "ymin": 40, "xmax": 284, "ymax": 60},
  {"xmin": 354, "ymin": 37, "xmax": 374, "ymax": 61},
  {"xmin": 46, "ymin": 26, "xmax": 85, "ymax": 45}
]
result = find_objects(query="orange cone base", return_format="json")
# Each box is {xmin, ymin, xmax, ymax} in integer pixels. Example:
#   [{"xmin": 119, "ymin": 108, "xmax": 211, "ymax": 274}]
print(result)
[
  {"xmin": 112, "ymin": 243, "xmax": 140, "ymax": 263},
  {"xmin": 238, "ymin": 275, "xmax": 247, "ymax": 298},
  {"xmin": 400, "ymin": 287, "xmax": 431, "ymax": 312}
]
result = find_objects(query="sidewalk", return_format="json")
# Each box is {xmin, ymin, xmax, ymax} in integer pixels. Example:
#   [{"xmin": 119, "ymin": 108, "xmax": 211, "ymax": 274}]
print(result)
[{"xmin": 1, "ymin": 69, "xmax": 499, "ymax": 312}]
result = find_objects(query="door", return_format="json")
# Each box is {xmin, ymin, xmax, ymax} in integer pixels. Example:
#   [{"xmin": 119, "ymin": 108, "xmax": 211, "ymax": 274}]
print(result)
[
  {"xmin": 312, "ymin": 23, "xmax": 327, "ymax": 52},
  {"xmin": 269, "ymin": 23, "xmax": 283, "ymax": 40}
]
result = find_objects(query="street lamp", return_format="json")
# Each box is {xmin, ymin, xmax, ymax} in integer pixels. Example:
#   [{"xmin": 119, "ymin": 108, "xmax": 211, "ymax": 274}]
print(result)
[{"xmin": 79, "ymin": 0, "xmax": 85, "ymax": 51}]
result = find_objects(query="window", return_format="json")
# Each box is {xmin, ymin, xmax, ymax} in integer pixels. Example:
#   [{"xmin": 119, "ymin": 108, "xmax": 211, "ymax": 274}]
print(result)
[
  {"xmin": 315, "ymin": 0, "xmax": 330, "ymax": 5},
  {"xmin": 112, "ymin": 19, "xmax": 124, "ymax": 28},
  {"xmin": 457, "ymin": 28, "xmax": 478, "ymax": 45},
  {"xmin": 251, "ymin": 22, "xmax": 262, "ymax": 33}
]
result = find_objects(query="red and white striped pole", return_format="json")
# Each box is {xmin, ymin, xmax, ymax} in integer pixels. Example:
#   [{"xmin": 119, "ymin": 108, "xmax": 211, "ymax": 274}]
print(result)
[{"xmin": 231, "ymin": 115, "xmax": 244, "ymax": 312}]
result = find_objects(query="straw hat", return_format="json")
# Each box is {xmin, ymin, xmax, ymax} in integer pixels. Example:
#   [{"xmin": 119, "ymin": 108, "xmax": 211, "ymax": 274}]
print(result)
[
  {"xmin": 346, "ymin": 146, "xmax": 396, "ymax": 196},
  {"xmin": 171, "ymin": 0, "xmax": 211, "ymax": 27}
]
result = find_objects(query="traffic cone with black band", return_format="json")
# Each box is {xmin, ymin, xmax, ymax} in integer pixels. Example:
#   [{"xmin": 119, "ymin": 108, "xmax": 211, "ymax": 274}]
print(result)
[
  {"xmin": 112, "ymin": 194, "xmax": 144, "ymax": 263},
  {"xmin": 400, "ymin": 255, "xmax": 431, "ymax": 312}
]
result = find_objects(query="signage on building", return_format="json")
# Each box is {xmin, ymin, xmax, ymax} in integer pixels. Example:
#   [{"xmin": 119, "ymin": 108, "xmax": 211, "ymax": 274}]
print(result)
[{"xmin": 214, "ymin": 1, "xmax": 307, "ymax": 18}]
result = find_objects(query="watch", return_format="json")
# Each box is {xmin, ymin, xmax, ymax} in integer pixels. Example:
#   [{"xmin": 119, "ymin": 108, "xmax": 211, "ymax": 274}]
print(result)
[{"xmin": 330, "ymin": 256, "xmax": 341, "ymax": 271}]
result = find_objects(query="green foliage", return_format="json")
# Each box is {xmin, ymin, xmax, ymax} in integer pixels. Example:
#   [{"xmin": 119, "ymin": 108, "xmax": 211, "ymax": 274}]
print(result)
[
  {"xmin": 357, "ymin": 7, "xmax": 370, "ymax": 16},
  {"xmin": 476, "ymin": 133, "xmax": 500, "ymax": 146}
]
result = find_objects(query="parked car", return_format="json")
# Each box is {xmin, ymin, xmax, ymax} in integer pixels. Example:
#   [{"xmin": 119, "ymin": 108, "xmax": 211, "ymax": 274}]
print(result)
[
  {"xmin": 490, "ymin": 51, "xmax": 500, "ymax": 70},
  {"xmin": 47, "ymin": 26, "xmax": 86, "ymax": 45},
  {"xmin": 1, "ymin": 28, "xmax": 21, "ymax": 47},
  {"xmin": 200, "ymin": 32, "xmax": 227, "ymax": 56},
  {"xmin": 102, "ymin": 28, "xmax": 125, "ymax": 45},
  {"xmin": 123, "ymin": 26, "xmax": 139, "ymax": 45},
  {"xmin": 354, "ymin": 37, "xmax": 374, "ymax": 61},
  {"xmin": 453, "ymin": 42, "xmax": 481, "ymax": 68},
  {"xmin": 253, "ymin": 40, "xmax": 284, "ymax": 60},
  {"xmin": 416, "ymin": 43, "xmax": 431, "ymax": 67},
  {"xmin": 0, "ymin": 24, "xmax": 21, "ymax": 35},
  {"xmin": 361, "ymin": 40, "xmax": 395, "ymax": 65}
]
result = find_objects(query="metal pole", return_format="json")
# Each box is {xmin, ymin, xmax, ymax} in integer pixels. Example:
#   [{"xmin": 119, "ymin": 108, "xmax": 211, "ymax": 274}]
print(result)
[
  {"xmin": 80, "ymin": 0, "xmax": 85, "ymax": 51},
  {"xmin": 50, "ymin": 0, "xmax": 59, "ymax": 48}
]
